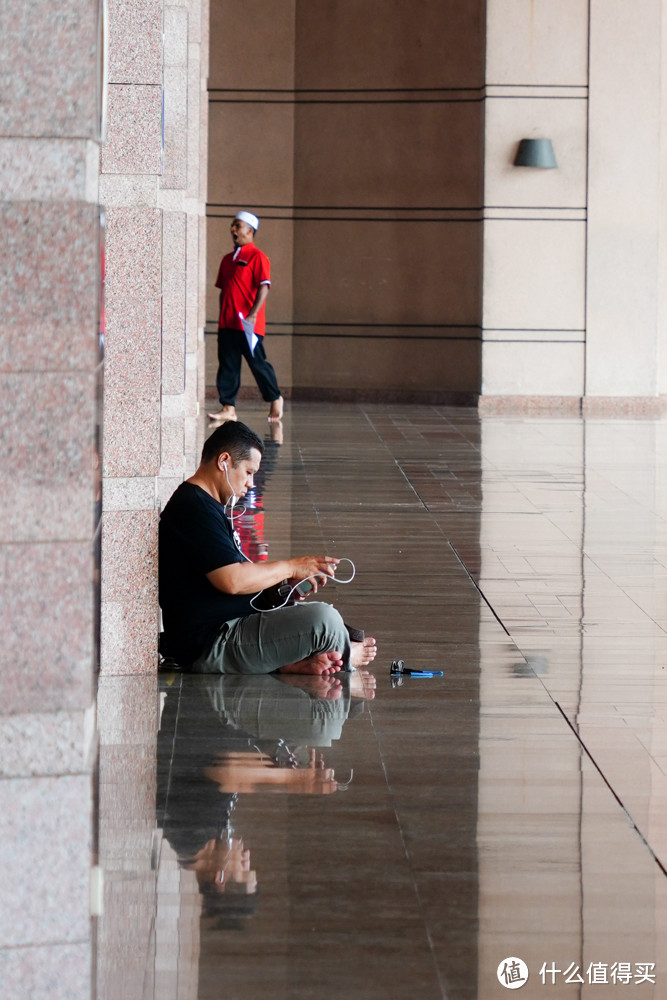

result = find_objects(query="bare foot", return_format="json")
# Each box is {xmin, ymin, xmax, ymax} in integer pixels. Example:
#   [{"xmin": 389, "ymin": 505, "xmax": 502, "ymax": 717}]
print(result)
[
  {"xmin": 350, "ymin": 637, "xmax": 377, "ymax": 669},
  {"xmin": 349, "ymin": 669, "xmax": 376, "ymax": 700},
  {"xmin": 277, "ymin": 650, "xmax": 343, "ymax": 675},
  {"xmin": 208, "ymin": 405, "xmax": 237, "ymax": 422},
  {"xmin": 268, "ymin": 396, "xmax": 283, "ymax": 422}
]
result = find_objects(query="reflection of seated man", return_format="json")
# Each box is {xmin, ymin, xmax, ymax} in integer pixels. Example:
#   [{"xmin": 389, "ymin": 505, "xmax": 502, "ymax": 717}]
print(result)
[
  {"xmin": 202, "ymin": 671, "xmax": 376, "ymax": 793},
  {"xmin": 159, "ymin": 421, "xmax": 377, "ymax": 675},
  {"xmin": 157, "ymin": 671, "xmax": 363, "ymax": 926},
  {"xmin": 156, "ymin": 679, "xmax": 259, "ymax": 928},
  {"xmin": 277, "ymin": 668, "xmax": 377, "ymax": 703},
  {"xmin": 188, "ymin": 835, "xmax": 257, "ymax": 900},
  {"xmin": 206, "ymin": 749, "xmax": 339, "ymax": 795},
  {"xmin": 209, "ymin": 671, "xmax": 376, "ymax": 755},
  {"xmin": 186, "ymin": 834, "xmax": 258, "ymax": 933}
]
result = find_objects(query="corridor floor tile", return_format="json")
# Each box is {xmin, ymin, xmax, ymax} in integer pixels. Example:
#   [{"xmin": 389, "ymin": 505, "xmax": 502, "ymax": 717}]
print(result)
[{"xmin": 96, "ymin": 403, "xmax": 667, "ymax": 999}]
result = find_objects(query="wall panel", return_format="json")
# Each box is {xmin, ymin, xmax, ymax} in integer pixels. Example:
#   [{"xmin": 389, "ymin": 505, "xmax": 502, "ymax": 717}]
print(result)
[{"xmin": 207, "ymin": 1, "xmax": 485, "ymax": 401}]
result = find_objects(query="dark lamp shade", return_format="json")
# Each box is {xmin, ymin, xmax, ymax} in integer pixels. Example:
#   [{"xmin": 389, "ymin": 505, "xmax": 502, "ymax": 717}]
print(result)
[{"xmin": 513, "ymin": 138, "xmax": 557, "ymax": 168}]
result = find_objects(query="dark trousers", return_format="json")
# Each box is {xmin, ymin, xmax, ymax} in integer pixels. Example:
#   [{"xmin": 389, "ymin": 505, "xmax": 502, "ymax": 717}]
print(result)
[{"xmin": 216, "ymin": 328, "xmax": 281, "ymax": 406}]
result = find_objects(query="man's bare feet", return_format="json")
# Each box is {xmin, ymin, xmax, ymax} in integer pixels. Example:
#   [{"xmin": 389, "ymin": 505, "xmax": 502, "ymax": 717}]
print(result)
[
  {"xmin": 349, "ymin": 669, "xmax": 377, "ymax": 700},
  {"xmin": 208, "ymin": 405, "xmax": 237, "ymax": 423},
  {"xmin": 350, "ymin": 637, "xmax": 377, "ymax": 669},
  {"xmin": 277, "ymin": 650, "xmax": 343, "ymax": 675},
  {"xmin": 268, "ymin": 396, "xmax": 283, "ymax": 422}
]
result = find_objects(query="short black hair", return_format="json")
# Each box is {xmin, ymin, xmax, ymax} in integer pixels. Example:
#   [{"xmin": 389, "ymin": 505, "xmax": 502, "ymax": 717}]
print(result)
[{"xmin": 201, "ymin": 421, "xmax": 264, "ymax": 465}]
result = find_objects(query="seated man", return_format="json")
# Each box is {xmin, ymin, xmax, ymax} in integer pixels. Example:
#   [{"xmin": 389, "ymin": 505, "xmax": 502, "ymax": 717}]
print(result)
[{"xmin": 159, "ymin": 421, "xmax": 377, "ymax": 675}]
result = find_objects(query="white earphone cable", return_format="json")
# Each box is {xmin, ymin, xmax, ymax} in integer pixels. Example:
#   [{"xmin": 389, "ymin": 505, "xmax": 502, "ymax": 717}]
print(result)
[
  {"xmin": 249, "ymin": 557, "xmax": 356, "ymax": 612},
  {"xmin": 221, "ymin": 461, "xmax": 356, "ymax": 611}
]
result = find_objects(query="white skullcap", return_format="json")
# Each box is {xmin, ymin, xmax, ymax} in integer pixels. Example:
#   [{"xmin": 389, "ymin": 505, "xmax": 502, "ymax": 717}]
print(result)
[{"xmin": 234, "ymin": 210, "xmax": 259, "ymax": 231}]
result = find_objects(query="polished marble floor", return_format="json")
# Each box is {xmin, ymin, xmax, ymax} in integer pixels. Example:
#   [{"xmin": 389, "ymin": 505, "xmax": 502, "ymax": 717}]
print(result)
[{"xmin": 97, "ymin": 402, "xmax": 667, "ymax": 1000}]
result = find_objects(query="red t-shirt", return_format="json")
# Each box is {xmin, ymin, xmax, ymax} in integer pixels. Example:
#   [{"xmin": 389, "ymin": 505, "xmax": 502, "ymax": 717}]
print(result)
[{"xmin": 215, "ymin": 243, "xmax": 271, "ymax": 336}]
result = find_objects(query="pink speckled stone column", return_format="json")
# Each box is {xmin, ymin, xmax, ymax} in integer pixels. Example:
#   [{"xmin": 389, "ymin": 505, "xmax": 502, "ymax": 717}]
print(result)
[
  {"xmin": 106, "ymin": 0, "xmax": 163, "ymax": 85},
  {"xmin": 0, "ymin": 198, "xmax": 99, "ymax": 716},
  {"xmin": 0, "ymin": 4, "xmax": 101, "ymax": 988},
  {"xmin": 99, "ymin": 0, "xmax": 165, "ymax": 682},
  {"xmin": 100, "ymin": 0, "xmax": 210, "ymax": 681},
  {"xmin": 0, "ymin": 1, "xmax": 98, "ymax": 137},
  {"xmin": 161, "ymin": 211, "xmax": 187, "ymax": 395},
  {"xmin": 2, "ymin": 0, "xmax": 211, "ymax": 991},
  {"xmin": 103, "ymin": 207, "xmax": 162, "ymax": 477},
  {"xmin": 101, "ymin": 511, "xmax": 159, "ymax": 674},
  {"xmin": 101, "ymin": 204, "xmax": 162, "ymax": 675}
]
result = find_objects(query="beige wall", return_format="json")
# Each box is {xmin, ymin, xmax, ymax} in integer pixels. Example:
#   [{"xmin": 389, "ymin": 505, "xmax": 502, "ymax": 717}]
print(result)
[
  {"xmin": 586, "ymin": 0, "xmax": 664, "ymax": 399},
  {"xmin": 481, "ymin": 0, "xmax": 588, "ymax": 401},
  {"xmin": 210, "ymin": 2, "xmax": 667, "ymax": 407},
  {"xmin": 482, "ymin": 0, "xmax": 667, "ymax": 406},
  {"xmin": 207, "ymin": 0, "xmax": 485, "ymax": 402}
]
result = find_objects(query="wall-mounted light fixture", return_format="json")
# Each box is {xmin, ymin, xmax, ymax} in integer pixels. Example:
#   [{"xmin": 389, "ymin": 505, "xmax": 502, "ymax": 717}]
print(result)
[{"xmin": 513, "ymin": 138, "xmax": 557, "ymax": 168}]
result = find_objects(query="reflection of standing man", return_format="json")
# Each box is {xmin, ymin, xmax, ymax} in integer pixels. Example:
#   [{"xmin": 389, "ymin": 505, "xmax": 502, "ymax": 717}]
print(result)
[{"xmin": 208, "ymin": 211, "xmax": 284, "ymax": 425}]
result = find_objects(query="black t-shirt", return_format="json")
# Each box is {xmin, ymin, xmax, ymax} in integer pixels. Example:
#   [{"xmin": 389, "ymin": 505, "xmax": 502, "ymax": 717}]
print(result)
[{"xmin": 159, "ymin": 482, "xmax": 257, "ymax": 664}]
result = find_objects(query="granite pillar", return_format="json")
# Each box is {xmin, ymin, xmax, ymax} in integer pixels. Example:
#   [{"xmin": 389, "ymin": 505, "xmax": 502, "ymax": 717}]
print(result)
[
  {"xmin": 100, "ymin": 0, "xmax": 208, "ymax": 675},
  {"xmin": 0, "ymin": 1, "xmax": 102, "ymax": 996},
  {"xmin": 97, "ymin": 0, "xmax": 209, "ymax": 991}
]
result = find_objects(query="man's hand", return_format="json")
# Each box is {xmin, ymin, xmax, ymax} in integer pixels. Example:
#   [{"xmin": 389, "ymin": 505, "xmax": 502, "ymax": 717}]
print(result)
[
  {"xmin": 286, "ymin": 555, "xmax": 339, "ymax": 595},
  {"xmin": 207, "ymin": 554, "xmax": 339, "ymax": 596}
]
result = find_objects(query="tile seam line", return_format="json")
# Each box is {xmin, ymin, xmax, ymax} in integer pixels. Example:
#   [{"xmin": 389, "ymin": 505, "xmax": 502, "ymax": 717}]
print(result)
[
  {"xmin": 448, "ymin": 533, "xmax": 667, "ymax": 875},
  {"xmin": 552, "ymin": 700, "xmax": 667, "ymax": 879},
  {"xmin": 446, "ymin": 541, "xmax": 511, "ymax": 636}
]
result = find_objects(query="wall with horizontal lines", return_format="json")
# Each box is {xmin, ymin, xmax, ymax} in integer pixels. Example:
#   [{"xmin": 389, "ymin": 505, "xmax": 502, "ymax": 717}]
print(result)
[{"xmin": 207, "ymin": 0, "xmax": 485, "ymax": 404}]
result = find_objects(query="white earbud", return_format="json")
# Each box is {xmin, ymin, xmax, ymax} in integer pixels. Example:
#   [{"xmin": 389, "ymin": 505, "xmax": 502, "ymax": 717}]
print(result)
[{"xmin": 221, "ymin": 460, "xmax": 236, "ymax": 509}]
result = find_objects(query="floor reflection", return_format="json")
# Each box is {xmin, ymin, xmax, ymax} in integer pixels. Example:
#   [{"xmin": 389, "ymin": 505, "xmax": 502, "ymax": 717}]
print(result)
[
  {"xmin": 234, "ymin": 425, "xmax": 282, "ymax": 562},
  {"xmin": 96, "ymin": 403, "xmax": 667, "ymax": 1000},
  {"xmin": 154, "ymin": 669, "xmax": 376, "ymax": 988}
]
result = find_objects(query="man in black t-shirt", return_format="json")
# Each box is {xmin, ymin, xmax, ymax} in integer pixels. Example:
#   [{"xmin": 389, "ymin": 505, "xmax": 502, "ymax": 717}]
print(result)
[{"xmin": 159, "ymin": 421, "xmax": 377, "ymax": 675}]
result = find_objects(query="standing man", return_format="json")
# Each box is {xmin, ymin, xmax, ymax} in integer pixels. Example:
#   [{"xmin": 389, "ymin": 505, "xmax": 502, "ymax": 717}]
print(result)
[{"xmin": 208, "ymin": 211, "xmax": 284, "ymax": 424}]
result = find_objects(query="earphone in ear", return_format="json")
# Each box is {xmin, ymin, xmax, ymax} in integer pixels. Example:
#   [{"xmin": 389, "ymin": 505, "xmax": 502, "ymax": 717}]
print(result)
[{"xmin": 221, "ymin": 460, "xmax": 237, "ymax": 510}]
